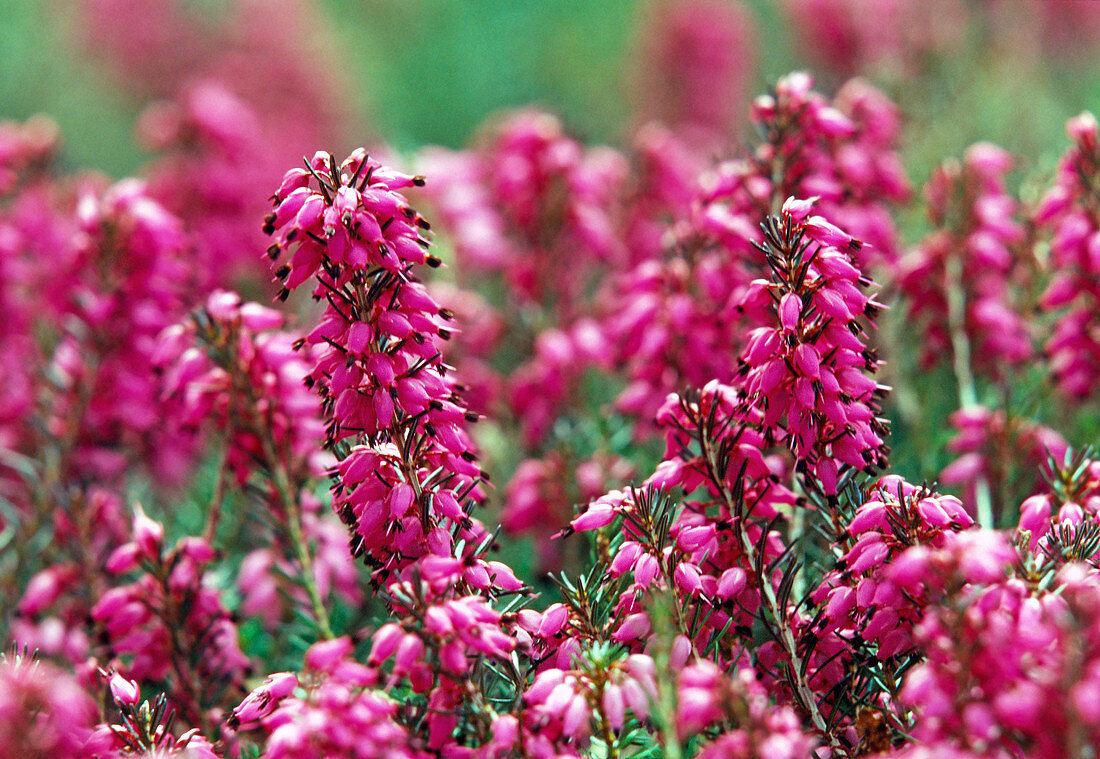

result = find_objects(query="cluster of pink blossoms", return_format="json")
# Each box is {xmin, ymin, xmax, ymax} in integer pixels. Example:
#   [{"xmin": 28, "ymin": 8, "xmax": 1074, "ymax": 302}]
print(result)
[
  {"xmin": 781, "ymin": 0, "xmax": 967, "ymax": 78},
  {"xmin": 11, "ymin": 6, "xmax": 1100, "ymax": 752},
  {"xmin": 687, "ymin": 72, "xmax": 910, "ymax": 271},
  {"xmin": 631, "ymin": 0, "xmax": 757, "ymax": 151},
  {"xmin": 1034, "ymin": 112, "xmax": 1100, "ymax": 400},
  {"xmin": 940, "ymin": 405, "xmax": 1068, "ymax": 517},
  {"xmin": 155, "ymin": 289, "xmax": 330, "ymax": 486},
  {"xmin": 738, "ymin": 197, "xmax": 891, "ymax": 489},
  {"xmin": 808, "ymin": 475, "xmax": 974, "ymax": 696},
  {"xmin": 0, "ymin": 653, "xmax": 97, "ymax": 758},
  {"xmin": 899, "ymin": 143, "xmax": 1034, "ymax": 376},
  {"xmin": 93, "ymin": 507, "xmax": 250, "ymax": 734},
  {"xmin": 267, "ymin": 149, "xmax": 489, "ymax": 581},
  {"xmin": 155, "ymin": 289, "xmax": 362, "ymax": 627},
  {"xmin": 891, "ymin": 538, "xmax": 1100, "ymax": 759},
  {"xmin": 41, "ymin": 178, "xmax": 193, "ymax": 485},
  {"xmin": 605, "ymin": 72, "xmax": 909, "ymax": 432}
]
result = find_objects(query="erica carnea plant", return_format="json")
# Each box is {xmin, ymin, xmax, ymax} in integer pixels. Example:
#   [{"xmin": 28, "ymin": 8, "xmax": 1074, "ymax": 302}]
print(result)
[{"xmin": 6, "ymin": 2, "xmax": 1100, "ymax": 757}]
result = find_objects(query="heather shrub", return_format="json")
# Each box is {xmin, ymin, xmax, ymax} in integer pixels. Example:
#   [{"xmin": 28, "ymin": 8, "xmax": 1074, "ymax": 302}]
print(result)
[{"xmin": 3, "ymin": 2, "xmax": 1100, "ymax": 758}]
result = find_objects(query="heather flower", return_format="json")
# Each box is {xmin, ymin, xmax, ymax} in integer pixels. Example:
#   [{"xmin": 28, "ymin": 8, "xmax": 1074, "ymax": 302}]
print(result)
[
  {"xmin": 691, "ymin": 73, "xmax": 909, "ymax": 269},
  {"xmin": 76, "ymin": 0, "xmax": 349, "ymax": 284},
  {"xmin": 940, "ymin": 405, "xmax": 1068, "ymax": 518},
  {"xmin": 684, "ymin": 663, "xmax": 817, "ymax": 759},
  {"xmin": 503, "ymin": 451, "xmax": 634, "ymax": 571},
  {"xmin": 262, "ymin": 679, "xmax": 421, "ymax": 759},
  {"xmin": 631, "ymin": 0, "xmax": 757, "ymax": 150},
  {"xmin": 93, "ymin": 509, "xmax": 249, "ymax": 734},
  {"xmin": 85, "ymin": 684, "xmax": 222, "ymax": 758},
  {"xmin": 603, "ymin": 74, "xmax": 907, "ymax": 431},
  {"xmin": 737, "ymin": 201, "xmax": 890, "ymax": 488},
  {"xmin": 419, "ymin": 110, "xmax": 627, "ymax": 309},
  {"xmin": 1014, "ymin": 450, "xmax": 1100, "ymax": 560},
  {"xmin": 0, "ymin": 653, "xmax": 97, "ymax": 758},
  {"xmin": 249, "ymin": 585, "xmax": 516, "ymax": 757},
  {"xmin": 899, "ymin": 558, "xmax": 1100, "ymax": 758},
  {"xmin": 898, "ymin": 143, "xmax": 1034, "ymax": 378},
  {"xmin": 229, "ymin": 672, "xmax": 298, "ymax": 730},
  {"xmin": 267, "ymin": 149, "xmax": 487, "ymax": 582},
  {"xmin": 508, "ymin": 318, "xmax": 611, "ymax": 447},
  {"xmin": 10, "ymin": 487, "xmax": 128, "ymax": 665},
  {"xmin": 809, "ymin": 476, "xmax": 973, "ymax": 664},
  {"xmin": 46, "ymin": 178, "xmax": 195, "ymax": 485},
  {"xmin": 1033, "ymin": 112, "xmax": 1100, "ymax": 400},
  {"xmin": 520, "ymin": 649, "xmax": 657, "ymax": 754},
  {"xmin": 156, "ymin": 289, "xmax": 331, "ymax": 485}
]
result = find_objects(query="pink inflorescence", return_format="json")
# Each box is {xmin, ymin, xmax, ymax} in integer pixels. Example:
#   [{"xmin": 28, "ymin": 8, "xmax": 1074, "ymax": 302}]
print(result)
[
  {"xmin": 156, "ymin": 288, "xmax": 330, "ymax": 486},
  {"xmin": 1034, "ymin": 112, "xmax": 1100, "ymax": 400},
  {"xmin": 419, "ymin": 110, "xmax": 627, "ymax": 310},
  {"xmin": 265, "ymin": 150, "xmax": 487, "ymax": 582},
  {"xmin": 810, "ymin": 475, "xmax": 974, "ymax": 663},
  {"xmin": 738, "ymin": 198, "xmax": 891, "ymax": 489},
  {"xmin": 690, "ymin": 72, "xmax": 910, "ymax": 270},
  {"xmin": 94, "ymin": 507, "xmax": 250, "ymax": 732},
  {"xmin": 899, "ymin": 143, "xmax": 1034, "ymax": 376},
  {"xmin": 603, "ymin": 73, "xmax": 908, "ymax": 429},
  {"xmin": 632, "ymin": 0, "xmax": 758, "ymax": 151},
  {"xmin": 896, "ymin": 548, "xmax": 1100, "ymax": 758},
  {"xmin": 781, "ymin": 0, "xmax": 967, "ymax": 78},
  {"xmin": 940, "ymin": 405, "xmax": 1068, "ymax": 514}
]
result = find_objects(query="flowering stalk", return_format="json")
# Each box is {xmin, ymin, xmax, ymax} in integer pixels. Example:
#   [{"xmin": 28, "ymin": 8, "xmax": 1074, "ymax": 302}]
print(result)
[
  {"xmin": 85, "ymin": 675, "xmax": 220, "ymax": 758},
  {"xmin": 265, "ymin": 435, "xmax": 335, "ymax": 640},
  {"xmin": 158, "ymin": 290, "xmax": 339, "ymax": 639},
  {"xmin": 900, "ymin": 145, "xmax": 1033, "ymax": 526},
  {"xmin": 693, "ymin": 413, "xmax": 836, "ymax": 748},
  {"xmin": 265, "ymin": 149, "xmax": 498, "ymax": 589},
  {"xmin": 96, "ymin": 506, "xmax": 249, "ymax": 738},
  {"xmin": 945, "ymin": 253, "xmax": 994, "ymax": 528}
]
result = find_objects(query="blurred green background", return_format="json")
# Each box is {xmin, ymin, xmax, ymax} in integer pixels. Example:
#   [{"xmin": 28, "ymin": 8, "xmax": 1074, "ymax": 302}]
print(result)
[{"xmin": 4, "ymin": 0, "xmax": 1099, "ymax": 183}]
